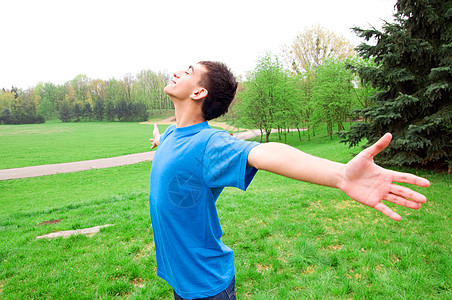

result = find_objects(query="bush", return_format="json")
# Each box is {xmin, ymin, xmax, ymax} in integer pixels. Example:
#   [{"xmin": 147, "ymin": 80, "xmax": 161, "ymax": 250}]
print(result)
[
  {"xmin": 0, "ymin": 108, "xmax": 45, "ymax": 125},
  {"xmin": 58, "ymin": 102, "xmax": 73, "ymax": 122}
]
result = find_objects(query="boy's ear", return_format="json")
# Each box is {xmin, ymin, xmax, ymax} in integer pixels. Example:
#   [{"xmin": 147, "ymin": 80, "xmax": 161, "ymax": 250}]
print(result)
[{"xmin": 191, "ymin": 88, "xmax": 208, "ymax": 101}]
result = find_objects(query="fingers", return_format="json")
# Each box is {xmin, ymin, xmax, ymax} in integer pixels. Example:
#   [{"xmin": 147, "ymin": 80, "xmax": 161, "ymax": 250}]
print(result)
[
  {"xmin": 149, "ymin": 138, "xmax": 157, "ymax": 149},
  {"xmin": 384, "ymin": 193, "xmax": 422, "ymax": 209},
  {"xmin": 389, "ymin": 184, "xmax": 427, "ymax": 203},
  {"xmin": 392, "ymin": 171, "xmax": 431, "ymax": 187},
  {"xmin": 374, "ymin": 202, "xmax": 402, "ymax": 221}
]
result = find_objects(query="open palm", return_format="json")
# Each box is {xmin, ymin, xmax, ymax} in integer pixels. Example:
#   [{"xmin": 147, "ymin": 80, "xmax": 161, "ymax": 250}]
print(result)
[{"xmin": 339, "ymin": 133, "xmax": 430, "ymax": 221}]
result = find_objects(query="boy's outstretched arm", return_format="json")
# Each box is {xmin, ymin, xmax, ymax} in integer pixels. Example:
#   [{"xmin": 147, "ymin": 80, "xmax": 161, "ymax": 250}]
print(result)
[{"xmin": 247, "ymin": 133, "xmax": 431, "ymax": 221}]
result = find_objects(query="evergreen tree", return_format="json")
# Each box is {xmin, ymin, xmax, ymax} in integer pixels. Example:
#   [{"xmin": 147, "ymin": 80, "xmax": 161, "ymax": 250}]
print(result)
[
  {"xmin": 105, "ymin": 99, "xmax": 116, "ymax": 122},
  {"xmin": 83, "ymin": 102, "xmax": 93, "ymax": 121},
  {"xmin": 116, "ymin": 99, "xmax": 128, "ymax": 121},
  {"xmin": 58, "ymin": 101, "xmax": 72, "ymax": 122},
  {"xmin": 0, "ymin": 108, "xmax": 12, "ymax": 124},
  {"xmin": 341, "ymin": 0, "xmax": 452, "ymax": 170},
  {"xmin": 93, "ymin": 97, "xmax": 104, "ymax": 121},
  {"xmin": 73, "ymin": 103, "xmax": 82, "ymax": 122}
]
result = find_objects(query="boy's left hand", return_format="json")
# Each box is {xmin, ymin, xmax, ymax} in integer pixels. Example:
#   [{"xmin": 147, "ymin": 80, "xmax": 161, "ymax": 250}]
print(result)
[
  {"xmin": 150, "ymin": 123, "xmax": 161, "ymax": 149},
  {"xmin": 338, "ymin": 133, "xmax": 431, "ymax": 221}
]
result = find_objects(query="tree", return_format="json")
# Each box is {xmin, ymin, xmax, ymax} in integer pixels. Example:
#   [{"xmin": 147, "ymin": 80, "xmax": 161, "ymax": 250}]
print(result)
[
  {"xmin": 93, "ymin": 97, "xmax": 104, "ymax": 121},
  {"xmin": 73, "ymin": 103, "xmax": 82, "ymax": 122},
  {"xmin": 106, "ymin": 79, "xmax": 122, "ymax": 105},
  {"xmin": 340, "ymin": 0, "xmax": 452, "ymax": 170},
  {"xmin": 58, "ymin": 101, "xmax": 72, "ymax": 122},
  {"xmin": 132, "ymin": 102, "xmax": 149, "ymax": 121},
  {"xmin": 135, "ymin": 70, "xmax": 157, "ymax": 114},
  {"xmin": 0, "ymin": 89, "xmax": 15, "ymax": 113},
  {"xmin": 0, "ymin": 88, "xmax": 44, "ymax": 124},
  {"xmin": 282, "ymin": 25, "xmax": 356, "ymax": 140},
  {"xmin": 311, "ymin": 58, "xmax": 355, "ymax": 139},
  {"xmin": 71, "ymin": 74, "xmax": 90, "ymax": 103},
  {"xmin": 156, "ymin": 71, "xmax": 173, "ymax": 111},
  {"xmin": 121, "ymin": 74, "xmax": 134, "ymax": 103},
  {"xmin": 105, "ymin": 99, "xmax": 116, "ymax": 122},
  {"xmin": 89, "ymin": 79, "xmax": 107, "ymax": 104},
  {"xmin": 64, "ymin": 85, "xmax": 76, "ymax": 110},
  {"xmin": 282, "ymin": 24, "xmax": 356, "ymax": 77},
  {"xmin": 346, "ymin": 56, "xmax": 379, "ymax": 112},
  {"xmin": 83, "ymin": 102, "xmax": 93, "ymax": 121},
  {"xmin": 116, "ymin": 99, "xmax": 129, "ymax": 121},
  {"xmin": 36, "ymin": 82, "xmax": 57, "ymax": 120},
  {"xmin": 0, "ymin": 108, "xmax": 12, "ymax": 124},
  {"xmin": 235, "ymin": 53, "xmax": 298, "ymax": 142}
]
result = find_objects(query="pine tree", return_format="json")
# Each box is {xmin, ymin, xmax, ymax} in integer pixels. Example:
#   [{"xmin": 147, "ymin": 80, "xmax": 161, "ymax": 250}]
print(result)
[
  {"xmin": 93, "ymin": 97, "xmax": 104, "ymax": 121},
  {"xmin": 58, "ymin": 101, "xmax": 72, "ymax": 122},
  {"xmin": 105, "ymin": 99, "xmax": 116, "ymax": 122},
  {"xmin": 341, "ymin": 0, "xmax": 452, "ymax": 171}
]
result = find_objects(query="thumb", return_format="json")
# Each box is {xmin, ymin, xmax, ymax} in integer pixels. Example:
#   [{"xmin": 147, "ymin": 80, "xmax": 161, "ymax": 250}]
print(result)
[{"xmin": 363, "ymin": 133, "xmax": 392, "ymax": 159}]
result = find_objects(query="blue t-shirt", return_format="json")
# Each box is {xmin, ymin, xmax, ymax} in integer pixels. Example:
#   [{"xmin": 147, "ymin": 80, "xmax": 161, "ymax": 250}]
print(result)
[{"xmin": 149, "ymin": 121, "xmax": 259, "ymax": 299}]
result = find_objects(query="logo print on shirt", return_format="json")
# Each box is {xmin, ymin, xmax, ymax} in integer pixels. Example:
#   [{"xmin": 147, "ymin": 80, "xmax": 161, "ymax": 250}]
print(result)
[{"xmin": 168, "ymin": 173, "xmax": 203, "ymax": 208}]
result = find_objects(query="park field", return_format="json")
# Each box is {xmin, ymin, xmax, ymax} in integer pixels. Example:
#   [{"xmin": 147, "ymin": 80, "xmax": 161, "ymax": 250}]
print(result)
[
  {"xmin": 0, "ymin": 120, "xmax": 156, "ymax": 169},
  {"xmin": 0, "ymin": 120, "xmax": 450, "ymax": 299}
]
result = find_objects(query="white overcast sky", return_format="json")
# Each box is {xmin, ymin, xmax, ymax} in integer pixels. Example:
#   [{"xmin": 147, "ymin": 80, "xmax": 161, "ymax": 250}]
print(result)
[{"xmin": 1, "ymin": 0, "xmax": 397, "ymax": 89}]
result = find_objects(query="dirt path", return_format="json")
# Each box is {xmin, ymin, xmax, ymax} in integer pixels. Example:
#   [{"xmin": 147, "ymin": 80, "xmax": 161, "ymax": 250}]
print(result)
[
  {"xmin": 2, "ymin": 126, "xmax": 300, "ymax": 180},
  {"xmin": 0, "ymin": 152, "xmax": 156, "ymax": 180}
]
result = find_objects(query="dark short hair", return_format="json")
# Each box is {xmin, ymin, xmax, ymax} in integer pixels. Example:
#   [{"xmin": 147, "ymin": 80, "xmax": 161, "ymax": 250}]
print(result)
[{"xmin": 198, "ymin": 61, "xmax": 238, "ymax": 121}]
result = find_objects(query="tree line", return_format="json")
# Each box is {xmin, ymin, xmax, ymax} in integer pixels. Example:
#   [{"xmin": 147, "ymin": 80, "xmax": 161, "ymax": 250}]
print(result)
[
  {"xmin": 0, "ymin": 70, "xmax": 173, "ymax": 124},
  {"xmin": 234, "ymin": 53, "xmax": 377, "ymax": 143},
  {"xmin": 233, "ymin": 25, "xmax": 377, "ymax": 143},
  {"xmin": 234, "ymin": 0, "xmax": 451, "ymax": 171},
  {"xmin": 1, "ymin": 0, "xmax": 450, "ymax": 170}
]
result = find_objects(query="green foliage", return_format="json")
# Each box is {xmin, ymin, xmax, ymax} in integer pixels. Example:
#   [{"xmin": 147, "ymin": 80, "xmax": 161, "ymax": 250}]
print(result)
[
  {"xmin": 116, "ymin": 99, "xmax": 129, "ymax": 121},
  {"xmin": 93, "ymin": 97, "xmax": 104, "ymax": 121},
  {"xmin": 83, "ymin": 102, "xmax": 93, "ymax": 121},
  {"xmin": 346, "ymin": 56, "xmax": 380, "ymax": 111},
  {"xmin": 235, "ymin": 53, "xmax": 375, "ymax": 143},
  {"xmin": 235, "ymin": 53, "xmax": 301, "ymax": 142},
  {"xmin": 0, "ymin": 88, "xmax": 45, "ymax": 125},
  {"xmin": 72, "ymin": 103, "xmax": 82, "ymax": 121},
  {"xmin": 2, "ymin": 69, "xmax": 172, "ymax": 123},
  {"xmin": 36, "ymin": 82, "xmax": 58, "ymax": 120},
  {"xmin": 105, "ymin": 99, "xmax": 116, "ymax": 122},
  {"xmin": 341, "ymin": 0, "xmax": 452, "ymax": 170},
  {"xmin": 311, "ymin": 59, "xmax": 356, "ymax": 139},
  {"xmin": 58, "ymin": 101, "xmax": 72, "ymax": 122}
]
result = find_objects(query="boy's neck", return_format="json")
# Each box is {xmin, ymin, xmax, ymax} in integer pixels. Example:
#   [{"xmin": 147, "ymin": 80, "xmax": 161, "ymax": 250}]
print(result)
[{"xmin": 174, "ymin": 104, "xmax": 206, "ymax": 128}]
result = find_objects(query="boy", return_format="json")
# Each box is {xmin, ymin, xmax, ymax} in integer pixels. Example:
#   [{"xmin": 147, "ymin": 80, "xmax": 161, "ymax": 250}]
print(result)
[{"xmin": 149, "ymin": 61, "xmax": 430, "ymax": 299}]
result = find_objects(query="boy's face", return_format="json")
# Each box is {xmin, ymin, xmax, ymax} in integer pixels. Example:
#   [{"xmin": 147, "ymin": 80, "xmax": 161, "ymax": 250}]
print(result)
[{"xmin": 164, "ymin": 63, "xmax": 208, "ymax": 101}]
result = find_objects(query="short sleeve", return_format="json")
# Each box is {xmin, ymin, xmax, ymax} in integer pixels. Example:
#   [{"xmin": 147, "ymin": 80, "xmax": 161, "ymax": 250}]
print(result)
[
  {"xmin": 159, "ymin": 125, "xmax": 176, "ymax": 145},
  {"xmin": 203, "ymin": 131, "xmax": 259, "ymax": 190}
]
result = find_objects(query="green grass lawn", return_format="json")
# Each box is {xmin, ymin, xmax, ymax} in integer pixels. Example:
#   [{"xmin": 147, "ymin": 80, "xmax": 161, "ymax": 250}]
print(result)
[
  {"xmin": 0, "ymin": 120, "xmax": 166, "ymax": 169},
  {"xmin": 0, "ymin": 123, "xmax": 450, "ymax": 299}
]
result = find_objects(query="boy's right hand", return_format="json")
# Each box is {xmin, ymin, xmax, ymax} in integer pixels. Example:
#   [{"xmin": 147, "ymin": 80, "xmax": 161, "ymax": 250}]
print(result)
[{"xmin": 150, "ymin": 123, "xmax": 161, "ymax": 149}]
